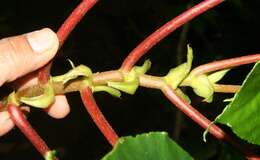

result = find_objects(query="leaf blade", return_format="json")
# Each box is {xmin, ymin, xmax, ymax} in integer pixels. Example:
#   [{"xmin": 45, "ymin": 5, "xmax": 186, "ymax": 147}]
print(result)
[
  {"xmin": 102, "ymin": 132, "xmax": 193, "ymax": 160},
  {"xmin": 216, "ymin": 61, "xmax": 260, "ymax": 145}
]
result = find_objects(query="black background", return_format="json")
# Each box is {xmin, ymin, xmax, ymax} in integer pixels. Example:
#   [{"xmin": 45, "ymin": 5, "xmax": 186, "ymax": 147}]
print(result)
[{"xmin": 0, "ymin": 0, "xmax": 260, "ymax": 159}]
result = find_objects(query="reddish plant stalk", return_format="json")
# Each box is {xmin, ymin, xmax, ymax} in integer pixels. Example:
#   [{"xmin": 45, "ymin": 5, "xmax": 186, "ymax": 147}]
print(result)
[
  {"xmin": 162, "ymin": 85, "xmax": 260, "ymax": 160},
  {"xmin": 120, "ymin": 0, "xmax": 224, "ymax": 72},
  {"xmin": 213, "ymin": 84, "xmax": 240, "ymax": 93},
  {"xmin": 57, "ymin": 0, "xmax": 99, "ymax": 46},
  {"xmin": 38, "ymin": 0, "xmax": 99, "ymax": 83},
  {"xmin": 80, "ymin": 87, "xmax": 118, "ymax": 146},
  {"xmin": 7, "ymin": 104, "xmax": 58, "ymax": 160},
  {"xmin": 191, "ymin": 54, "xmax": 260, "ymax": 76}
]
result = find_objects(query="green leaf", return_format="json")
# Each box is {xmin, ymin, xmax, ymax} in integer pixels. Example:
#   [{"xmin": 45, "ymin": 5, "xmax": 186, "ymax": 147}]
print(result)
[
  {"xmin": 216, "ymin": 61, "xmax": 260, "ymax": 145},
  {"xmin": 190, "ymin": 75, "xmax": 214, "ymax": 103},
  {"xmin": 93, "ymin": 86, "xmax": 121, "ymax": 98},
  {"xmin": 164, "ymin": 45, "xmax": 193, "ymax": 89},
  {"xmin": 165, "ymin": 63, "xmax": 189, "ymax": 89},
  {"xmin": 134, "ymin": 59, "xmax": 152, "ymax": 75},
  {"xmin": 102, "ymin": 132, "xmax": 193, "ymax": 160},
  {"xmin": 52, "ymin": 65, "xmax": 92, "ymax": 84},
  {"xmin": 186, "ymin": 44, "xmax": 193, "ymax": 71},
  {"xmin": 208, "ymin": 69, "xmax": 230, "ymax": 83},
  {"xmin": 7, "ymin": 91, "xmax": 20, "ymax": 106},
  {"xmin": 44, "ymin": 150, "xmax": 57, "ymax": 160},
  {"xmin": 175, "ymin": 88, "xmax": 191, "ymax": 104},
  {"xmin": 108, "ymin": 60, "xmax": 151, "ymax": 95},
  {"xmin": 107, "ymin": 80, "xmax": 139, "ymax": 95},
  {"xmin": 20, "ymin": 80, "xmax": 55, "ymax": 108}
]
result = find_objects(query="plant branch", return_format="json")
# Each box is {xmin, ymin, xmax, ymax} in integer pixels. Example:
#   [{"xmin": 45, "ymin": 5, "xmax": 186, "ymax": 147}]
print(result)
[
  {"xmin": 161, "ymin": 85, "xmax": 260, "ymax": 160},
  {"xmin": 4, "ymin": 68, "xmax": 242, "ymax": 105},
  {"xmin": 213, "ymin": 84, "xmax": 240, "ymax": 93},
  {"xmin": 120, "ymin": 0, "xmax": 224, "ymax": 72},
  {"xmin": 38, "ymin": 0, "xmax": 99, "ymax": 84},
  {"xmin": 80, "ymin": 87, "xmax": 118, "ymax": 146},
  {"xmin": 191, "ymin": 54, "xmax": 260, "ymax": 76},
  {"xmin": 7, "ymin": 104, "xmax": 58, "ymax": 160}
]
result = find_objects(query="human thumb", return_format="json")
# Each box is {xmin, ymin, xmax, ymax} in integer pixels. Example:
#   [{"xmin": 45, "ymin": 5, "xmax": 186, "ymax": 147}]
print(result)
[{"xmin": 0, "ymin": 28, "xmax": 59, "ymax": 86}]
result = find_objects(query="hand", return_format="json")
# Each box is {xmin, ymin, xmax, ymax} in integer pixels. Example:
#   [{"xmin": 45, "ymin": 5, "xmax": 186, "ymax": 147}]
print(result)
[{"xmin": 0, "ymin": 28, "xmax": 70, "ymax": 136}]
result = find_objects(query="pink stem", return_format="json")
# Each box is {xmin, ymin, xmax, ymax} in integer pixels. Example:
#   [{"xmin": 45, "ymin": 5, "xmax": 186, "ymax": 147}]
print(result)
[
  {"xmin": 38, "ymin": 0, "xmax": 99, "ymax": 83},
  {"xmin": 162, "ymin": 85, "xmax": 260, "ymax": 160},
  {"xmin": 80, "ymin": 87, "xmax": 118, "ymax": 146},
  {"xmin": 57, "ymin": 0, "xmax": 99, "ymax": 46},
  {"xmin": 7, "ymin": 104, "xmax": 58, "ymax": 160},
  {"xmin": 120, "ymin": 0, "xmax": 224, "ymax": 72},
  {"xmin": 191, "ymin": 54, "xmax": 260, "ymax": 76}
]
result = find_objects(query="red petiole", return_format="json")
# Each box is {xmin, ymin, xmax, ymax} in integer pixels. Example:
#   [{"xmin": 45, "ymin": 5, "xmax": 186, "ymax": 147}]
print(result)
[
  {"xmin": 80, "ymin": 87, "xmax": 118, "ymax": 146},
  {"xmin": 7, "ymin": 104, "xmax": 58, "ymax": 160}
]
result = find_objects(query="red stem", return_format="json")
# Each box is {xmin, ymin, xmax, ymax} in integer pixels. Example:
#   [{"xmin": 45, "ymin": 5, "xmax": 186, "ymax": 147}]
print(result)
[
  {"xmin": 7, "ymin": 104, "xmax": 58, "ymax": 160},
  {"xmin": 191, "ymin": 54, "xmax": 260, "ymax": 76},
  {"xmin": 120, "ymin": 0, "xmax": 224, "ymax": 72},
  {"xmin": 57, "ymin": 0, "xmax": 99, "ymax": 46},
  {"xmin": 38, "ymin": 0, "xmax": 99, "ymax": 83},
  {"xmin": 162, "ymin": 85, "xmax": 260, "ymax": 160},
  {"xmin": 80, "ymin": 87, "xmax": 118, "ymax": 146}
]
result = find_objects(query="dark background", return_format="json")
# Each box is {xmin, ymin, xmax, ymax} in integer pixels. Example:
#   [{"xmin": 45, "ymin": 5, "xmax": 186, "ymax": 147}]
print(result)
[{"xmin": 0, "ymin": 0, "xmax": 260, "ymax": 159}]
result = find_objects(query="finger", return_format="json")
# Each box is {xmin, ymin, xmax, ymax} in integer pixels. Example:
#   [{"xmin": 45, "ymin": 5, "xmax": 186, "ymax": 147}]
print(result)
[
  {"xmin": 45, "ymin": 95, "xmax": 70, "ymax": 119},
  {"xmin": 0, "ymin": 111, "xmax": 14, "ymax": 136},
  {"xmin": 0, "ymin": 28, "xmax": 58, "ymax": 86},
  {"xmin": 0, "ymin": 106, "xmax": 29, "ymax": 136}
]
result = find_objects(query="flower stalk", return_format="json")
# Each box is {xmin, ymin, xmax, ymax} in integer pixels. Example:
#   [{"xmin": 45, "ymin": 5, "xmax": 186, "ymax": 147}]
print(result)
[
  {"xmin": 120, "ymin": 0, "xmax": 225, "ymax": 72},
  {"xmin": 38, "ymin": 0, "xmax": 99, "ymax": 84},
  {"xmin": 7, "ymin": 104, "xmax": 58, "ymax": 160},
  {"xmin": 161, "ymin": 85, "xmax": 260, "ymax": 160},
  {"xmin": 80, "ymin": 87, "xmax": 118, "ymax": 146}
]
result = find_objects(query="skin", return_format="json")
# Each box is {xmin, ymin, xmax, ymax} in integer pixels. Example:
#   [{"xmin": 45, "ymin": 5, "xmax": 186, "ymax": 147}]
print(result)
[{"xmin": 0, "ymin": 28, "xmax": 70, "ymax": 136}]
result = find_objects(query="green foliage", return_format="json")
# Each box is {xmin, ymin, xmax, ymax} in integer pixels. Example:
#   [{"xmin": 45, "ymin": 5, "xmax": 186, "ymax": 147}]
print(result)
[
  {"xmin": 164, "ymin": 45, "xmax": 193, "ymax": 90},
  {"xmin": 44, "ymin": 150, "xmax": 57, "ymax": 160},
  {"xmin": 216, "ymin": 61, "xmax": 260, "ymax": 145},
  {"xmin": 108, "ymin": 59, "xmax": 151, "ymax": 94},
  {"xmin": 102, "ymin": 132, "xmax": 193, "ymax": 160},
  {"xmin": 164, "ymin": 45, "xmax": 229, "ymax": 103},
  {"xmin": 20, "ymin": 80, "xmax": 55, "ymax": 108}
]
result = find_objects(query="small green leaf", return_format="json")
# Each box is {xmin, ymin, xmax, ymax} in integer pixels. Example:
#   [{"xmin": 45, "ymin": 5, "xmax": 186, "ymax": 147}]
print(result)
[
  {"xmin": 108, "ymin": 60, "xmax": 151, "ymax": 95},
  {"xmin": 7, "ymin": 92, "xmax": 20, "ymax": 106},
  {"xmin": 190, "ymin": 75, "xmax": 214, "ymax": 103},
  {"xmin": 44, "ymin": 150, "xmax": 57, "ymax": 160},
  {"xmin": 20, "ymin": 80, "xmax": 55, "ymax": 108},
  {"xmin": 165, "ymin": 63, "xmax": 189, "ymax": 89},
  {"xmin": 208, "ymin": 69, "xmax": 230, "ymax": 83},
  {"xmin": 102, "ymin": 132, "xmax": 193, "ymax": 160},
  {"xmin": 53, "ymin": 65, "xmax": 92, "ymax": 84},
  {"xmin": 107, "ymin": 80, "xmax": 138, "ymax": 95},
  {"xmin": 216, "ymin": 61, "xmax": 260, "ymax": 145},
  {"xmin": 175, "ymin": 88, "xmax": 191, "ymax": 104},
  {"xmin": 186, "ymin": 44, "xmax": 193, "ymax": 71},
  {"xmin": 134, "ymin": 59, "xmax": 151, "ymax": 75},
  {"xmin": 164, "ymin": 45, "xmax": 193, "ymax": 89},
  {"xmin": 93, "ymin": 86, "xmax": 121, "ymax": 98}
]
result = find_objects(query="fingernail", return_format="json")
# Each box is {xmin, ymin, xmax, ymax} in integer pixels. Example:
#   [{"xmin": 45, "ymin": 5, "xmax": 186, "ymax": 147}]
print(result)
[{"xmin": 26, "ymin": 28, "xmax": 56, "ymax": 53}]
